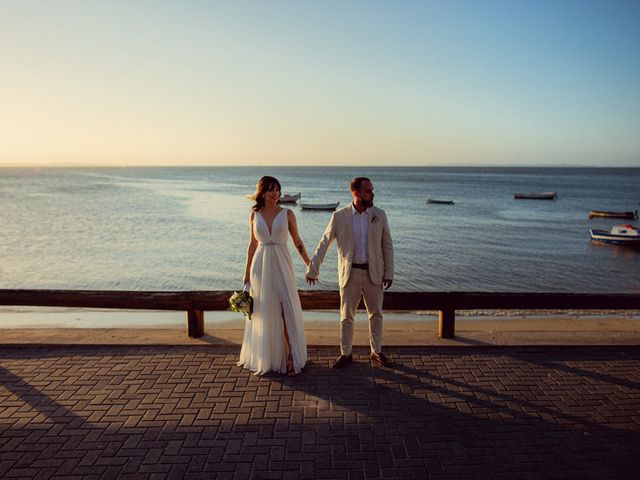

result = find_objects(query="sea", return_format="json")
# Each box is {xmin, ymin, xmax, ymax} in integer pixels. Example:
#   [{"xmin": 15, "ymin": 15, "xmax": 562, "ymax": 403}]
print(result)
[{"xmin": 1, "ymin": 166, "xmax": 639, "ymax": 327}]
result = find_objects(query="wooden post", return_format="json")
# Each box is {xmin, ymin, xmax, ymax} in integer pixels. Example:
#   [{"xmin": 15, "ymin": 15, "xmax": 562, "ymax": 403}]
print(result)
[
  {"xmin": 438, "ymin": 308, "xmax": 455, "ymax": 339},
  {"xmin": 187, "ymin": 309, "xmax": 204, "ymax": 338}
]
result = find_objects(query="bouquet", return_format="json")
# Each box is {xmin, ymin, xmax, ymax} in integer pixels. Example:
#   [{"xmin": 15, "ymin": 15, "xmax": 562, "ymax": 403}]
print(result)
[{"xmin": 228, "ymin": 290, "xmax": 253, "ymax": 320}]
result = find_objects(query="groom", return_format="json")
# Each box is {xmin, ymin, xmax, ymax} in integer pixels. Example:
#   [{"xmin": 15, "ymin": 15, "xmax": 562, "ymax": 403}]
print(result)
[{"xmin": 306, "ymin": 177, "xmax": 394, "ymax": 368}]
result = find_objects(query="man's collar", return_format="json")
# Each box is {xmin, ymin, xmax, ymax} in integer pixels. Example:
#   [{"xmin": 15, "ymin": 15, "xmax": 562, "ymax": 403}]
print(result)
[{"xmin": 351, "ymin": 203, "xmax": 370, "ymax": 215}]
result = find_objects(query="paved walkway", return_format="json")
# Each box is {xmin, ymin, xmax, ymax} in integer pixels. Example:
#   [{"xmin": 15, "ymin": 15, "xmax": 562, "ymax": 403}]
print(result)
[{"xmin": 1, "ymin": 345, "xmax": 639, "ymax": 479}]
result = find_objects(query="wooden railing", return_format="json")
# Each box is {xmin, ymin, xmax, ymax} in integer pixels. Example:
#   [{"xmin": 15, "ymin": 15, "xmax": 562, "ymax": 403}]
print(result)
[{"xmin": 1, "ymin": 289, "xmax": 639, "ymax": 339}]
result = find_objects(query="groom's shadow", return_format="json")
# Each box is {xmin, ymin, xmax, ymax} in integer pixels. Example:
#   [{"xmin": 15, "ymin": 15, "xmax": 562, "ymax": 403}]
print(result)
[{"xmin": 264, "ymin": 346, "xmax": 640, "ymax": 478}]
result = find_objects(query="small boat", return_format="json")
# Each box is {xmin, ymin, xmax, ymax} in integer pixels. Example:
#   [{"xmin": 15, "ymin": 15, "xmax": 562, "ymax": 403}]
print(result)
[
  {"xmin": 513, "ymin": 192, "xmax": 557, "ymax": 200},
  {"xmin": 426, "ymin": 198, "xmax": 454, "ymax": 205},
  {"xmin": 280, "ymin": 192, "xmax": 301, "ymax": 204},
  {"xmin": 589, "ymin": 210, "xmax": 638, "ymax": 220},
  {"xmin": 300, "ymin": 202, "xmax": 340, "ymax": 211},
  {"xmin": 589, "ymin": 224, "xmax": 640, "ymax": 246}
]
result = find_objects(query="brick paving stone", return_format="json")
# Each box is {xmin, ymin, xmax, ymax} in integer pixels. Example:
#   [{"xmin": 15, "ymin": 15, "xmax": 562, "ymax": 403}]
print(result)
[{"xmin": 1, "ymin": 345, "xmax": 640, "ymax": 479}]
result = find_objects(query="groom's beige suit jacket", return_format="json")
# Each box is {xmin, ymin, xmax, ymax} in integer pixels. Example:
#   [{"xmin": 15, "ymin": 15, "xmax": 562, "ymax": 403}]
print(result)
[{"xmin": 307, "ymin": 205, "xmax": 394, "ymax": 288}]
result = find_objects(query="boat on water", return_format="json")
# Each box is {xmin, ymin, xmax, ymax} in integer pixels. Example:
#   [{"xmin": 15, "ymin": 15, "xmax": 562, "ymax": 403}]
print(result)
[
  {"xmin": 513, "ymin": 192, "xmax": 557, "ymax": 200},
  {"xmin": 589, "ymin": 210, "xmax": 638, "ymax": 220},
  {"xmin": 426, "ymin": 198, "xmax": 454, "ymax": 205},
  {"xmin": 300, "ymin": 202, "xmax": 340, "ymax": 211},
  {"xmin": 589, "ymin": 224, "xmax": 640, "ymax": 246},
  {"xmin": 280, "ymin": 192, "xmax": 301, "ymax": 204}
]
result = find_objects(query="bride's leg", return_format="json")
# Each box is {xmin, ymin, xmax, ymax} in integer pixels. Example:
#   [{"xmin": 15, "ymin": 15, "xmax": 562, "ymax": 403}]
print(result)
[{"xmin": 281, "ymin": 305, "xmax": 297, "ymax": 376}]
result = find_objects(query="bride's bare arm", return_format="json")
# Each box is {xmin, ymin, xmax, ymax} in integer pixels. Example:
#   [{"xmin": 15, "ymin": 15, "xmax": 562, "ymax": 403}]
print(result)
[
  {"xmin": 287, "ymin": 209, "xmax": 311, "ymax": 266},
  {"xmin": 242, "ymin": 212, "xmax": 258, "ymax": 285}
]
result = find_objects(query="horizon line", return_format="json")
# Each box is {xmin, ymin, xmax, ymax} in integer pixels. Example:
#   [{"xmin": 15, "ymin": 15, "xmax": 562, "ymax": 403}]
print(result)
[{"xmin": 1, "ymin": 163, "xmax": 639, "ymax": 169}]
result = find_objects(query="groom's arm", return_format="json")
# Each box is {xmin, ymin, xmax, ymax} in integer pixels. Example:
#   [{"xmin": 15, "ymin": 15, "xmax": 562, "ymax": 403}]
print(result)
[
  {"xmin": 382, "ymin": 211, "xmax": 394, "ymax": 289},
  {"xmin": 306, "ymin": 213, "xmax": 337, "ymax": 282}
]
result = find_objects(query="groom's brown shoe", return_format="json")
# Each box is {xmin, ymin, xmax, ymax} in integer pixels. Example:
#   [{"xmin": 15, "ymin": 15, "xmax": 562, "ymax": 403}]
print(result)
[
  {"xmin": 331, "ymin": 354, "xmax": 352, "ymax": 369},
  {"xmin": 371, "ymin": 352, "xmax": 392, "ymax": 368}
]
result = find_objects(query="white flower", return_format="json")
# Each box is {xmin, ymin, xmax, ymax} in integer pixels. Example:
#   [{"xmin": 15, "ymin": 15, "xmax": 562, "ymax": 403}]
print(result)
[{"xmin": 228, "ymin": 291, "xmax": 253, "ymax": 320}]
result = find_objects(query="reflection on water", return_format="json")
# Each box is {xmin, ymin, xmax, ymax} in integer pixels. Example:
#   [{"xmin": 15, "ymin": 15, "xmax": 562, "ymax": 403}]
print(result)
[
  {"xmin": 588, "ymin": 241, "xmax": 640, "ymax": 259},
  {"xmin": 1, "ymin": 166, "xmax": 639, "ymax": 294}
]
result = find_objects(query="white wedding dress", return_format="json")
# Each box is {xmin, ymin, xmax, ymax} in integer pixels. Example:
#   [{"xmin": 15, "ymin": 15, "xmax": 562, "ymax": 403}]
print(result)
[{"xmin": 238, "ymin": 209, "xmax": 307, "ymax": 375}]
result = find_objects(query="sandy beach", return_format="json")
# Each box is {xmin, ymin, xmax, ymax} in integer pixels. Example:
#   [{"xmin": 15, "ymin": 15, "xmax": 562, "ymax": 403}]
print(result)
[{"xmin": 1, "ymin": 308, "xmax": 639, "ymax": 346}]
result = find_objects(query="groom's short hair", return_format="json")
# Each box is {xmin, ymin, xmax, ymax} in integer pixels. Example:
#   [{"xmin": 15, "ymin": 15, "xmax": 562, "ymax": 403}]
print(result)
[{"xmin": 350, "ymin": 177, "xmax": 370, "ymax": 192}]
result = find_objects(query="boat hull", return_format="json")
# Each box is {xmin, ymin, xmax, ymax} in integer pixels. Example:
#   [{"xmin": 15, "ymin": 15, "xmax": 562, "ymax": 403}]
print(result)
[
  {"xmin": 300, "ymin": 202, "xmax": 339, "ymax": 211},
  {"xmin": 514, "ymin": 192, "xmax": 557, "ymax": 200},
  {"xmin": 589, "ymin": 210, "xmax": 638, "ymax": 220},
  {"xmin": 280, "ymin": 193, "xmax": 301, "ymax": 204},
  {"xmin": 426, "ymin": 199, "xmax": 454, "ymax": 205},
  {"xmin": 589, "ymin": 229, "xmax": 640, "ymax": 245}
]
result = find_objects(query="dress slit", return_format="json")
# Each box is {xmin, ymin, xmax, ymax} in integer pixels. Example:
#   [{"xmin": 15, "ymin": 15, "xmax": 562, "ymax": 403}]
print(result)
[{"xmin": 277, "ymin": 289, "xmax": 300, "ymax": 373}]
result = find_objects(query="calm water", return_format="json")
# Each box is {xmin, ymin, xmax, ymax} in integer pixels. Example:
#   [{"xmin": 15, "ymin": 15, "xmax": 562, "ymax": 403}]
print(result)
[{"xmin": 1, "ymin": 167, "xmax": 639, "ymax": 294}]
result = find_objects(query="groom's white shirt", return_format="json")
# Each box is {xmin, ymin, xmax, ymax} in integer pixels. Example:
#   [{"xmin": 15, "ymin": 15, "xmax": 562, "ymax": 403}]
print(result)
[
  {"xmin": 307, "ymin": 204, "xmax": 394, "ymax": 288},
  {"xmin": 351, "ymin": 205, "xmax": 369, "ymax": 264}
]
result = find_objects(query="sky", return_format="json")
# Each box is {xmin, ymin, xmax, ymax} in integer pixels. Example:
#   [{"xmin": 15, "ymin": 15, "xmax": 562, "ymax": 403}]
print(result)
[{"xmin": 1, "ymin": 0, "xmax": 639, "ymax": 167}]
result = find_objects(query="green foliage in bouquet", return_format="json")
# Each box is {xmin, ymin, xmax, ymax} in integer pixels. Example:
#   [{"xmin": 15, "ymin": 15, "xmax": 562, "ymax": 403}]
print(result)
[{"xmin": 228, "ymin": 290, "xmax": 253, "ymax": 320}]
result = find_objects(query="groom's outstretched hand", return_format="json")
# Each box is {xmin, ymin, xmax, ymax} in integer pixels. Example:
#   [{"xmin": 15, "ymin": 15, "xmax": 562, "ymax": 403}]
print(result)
[
  {"xmin": 383, "ymin": 279, "xmax": 393, "ymax": 290},
  {"xmin": 306, "ymin": 275, "xmax": 318, "ymax": 285}
]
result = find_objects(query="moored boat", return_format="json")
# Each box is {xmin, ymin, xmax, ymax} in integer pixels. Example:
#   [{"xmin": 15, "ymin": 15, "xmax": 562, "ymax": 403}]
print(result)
[
  {"xmin": 280, "ymin": 192, "xmax": 301, "ymax": 204},
  {"xmin": 589, "ymin": 210, "xmax": 638, "ymax": 220},
  {"xmin": 426, "ymin": 198, "xmax": 454, "ymax": 205},
  {"xmin": 300, "ymin": 202, "xmax": 340, "ymax": 211},
  {"xmin": 589, "ymin": 224, "xmax": 640, "ymax": 246},
  {"xmin": 514, "ymin": 192, "xmax": 557, "ymax": 200}
]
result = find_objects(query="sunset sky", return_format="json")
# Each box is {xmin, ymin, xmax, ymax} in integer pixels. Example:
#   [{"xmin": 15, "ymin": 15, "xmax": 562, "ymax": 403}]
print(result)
[{"xmin": 1, "ymin": 0, "xmax": 639, "ymax": 167}]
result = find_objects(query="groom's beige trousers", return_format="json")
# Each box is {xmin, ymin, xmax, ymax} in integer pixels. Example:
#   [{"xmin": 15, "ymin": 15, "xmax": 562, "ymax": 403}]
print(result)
[{"xmin": 339, "ymin": 267, "xmax": 383, "ymax": 355}]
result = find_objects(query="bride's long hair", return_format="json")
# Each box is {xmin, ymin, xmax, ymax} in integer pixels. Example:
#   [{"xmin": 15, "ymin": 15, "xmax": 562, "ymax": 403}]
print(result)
[{"xmin": 250, "ymin": 176, "xmax": 281, "ymax": 211}]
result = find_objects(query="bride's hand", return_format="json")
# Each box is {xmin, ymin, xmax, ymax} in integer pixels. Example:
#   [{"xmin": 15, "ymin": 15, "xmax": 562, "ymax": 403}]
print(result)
[{"xmin": 243, "ymin": 282, "xmax": 251, "ymax": 292}]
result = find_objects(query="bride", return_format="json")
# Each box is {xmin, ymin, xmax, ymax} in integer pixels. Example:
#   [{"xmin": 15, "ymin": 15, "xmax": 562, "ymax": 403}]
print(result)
[{"xmin": 238, "ymin": 176, "xmax": 310, "ymax": 375}]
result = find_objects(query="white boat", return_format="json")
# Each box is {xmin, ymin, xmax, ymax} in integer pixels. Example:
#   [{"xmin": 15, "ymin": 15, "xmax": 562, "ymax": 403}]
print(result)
[
  {"xmin": 300, "ymin": 202, "xmax": 340, "ymax": 211},
  {"xmin": 514, "ymin": 192, "xmax": 557, "ymax": 200},
  {"xmin": 280, "ymin": 192, "xmax": 301, "ymax": 204},
  {"xmin": 589, "ymin": 224, "xmax": 640, "ymax": 246}
]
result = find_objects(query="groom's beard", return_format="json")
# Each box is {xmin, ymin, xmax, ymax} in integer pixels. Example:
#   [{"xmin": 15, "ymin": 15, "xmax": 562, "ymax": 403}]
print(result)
[{"xmin": 362, "ymin": 199, "xmax": 373, "ymax": 208}]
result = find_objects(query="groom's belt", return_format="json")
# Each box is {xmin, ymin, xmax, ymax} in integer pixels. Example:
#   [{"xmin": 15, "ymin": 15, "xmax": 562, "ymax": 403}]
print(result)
[{"xmin": 351, "ymin": 263, "xmax": 369, "ymax": 270}]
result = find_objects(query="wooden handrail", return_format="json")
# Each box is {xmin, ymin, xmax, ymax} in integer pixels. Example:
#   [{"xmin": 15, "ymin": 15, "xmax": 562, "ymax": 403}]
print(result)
[{"xmin": 1, "ymin": 289, "xmax": 639, "ymax": 339}]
